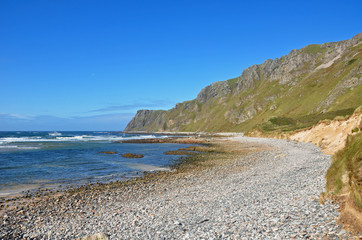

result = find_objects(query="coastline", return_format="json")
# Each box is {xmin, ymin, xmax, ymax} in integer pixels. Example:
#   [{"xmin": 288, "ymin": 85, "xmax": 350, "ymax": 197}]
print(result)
[
  {"xmin": 0, "ymin": 135, "xmax": 353, "ymax": 239},
  {"xmin": 0, "ymin": 134, "xmax": 237, "ymax": 200},
  {"xmin": 0, "ymin": 133, "xmax": 213, "ymax": 200}
]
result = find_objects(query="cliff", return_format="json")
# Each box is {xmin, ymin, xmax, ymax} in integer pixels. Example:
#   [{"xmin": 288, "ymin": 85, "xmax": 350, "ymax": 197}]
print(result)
[
  {"xmin": 124, "ymin": 110, "xmax": 167, "ymax": 132},
  {"xmin": 125, "ymin": 33, "xmax": 362, "ymax": 133}
]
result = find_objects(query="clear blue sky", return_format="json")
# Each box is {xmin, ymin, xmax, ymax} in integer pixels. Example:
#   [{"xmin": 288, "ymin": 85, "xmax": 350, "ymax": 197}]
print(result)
[{"xmin": 1, "ymin": 0, "xmax": 361, "ymax": 130}]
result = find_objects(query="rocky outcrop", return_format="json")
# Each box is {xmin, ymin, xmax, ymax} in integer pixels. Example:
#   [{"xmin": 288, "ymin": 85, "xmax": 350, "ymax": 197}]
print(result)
[
  {"xmin": 235, "ymin": 33, "xmax": 362, "ymax": 90},
  {"xmin": 164, "ymin": 150, "xmax": 195, "ymax": 155},
  {"xmin": 197, "ymin": 81, "xmax": 232, "ymax": 103},
  {"xmin": 125, "ymin": 33, "xmax": 362, "ymax": 133},
  {"xmin": 124, "ymin": 110, "xmax": 166, "ymax": 132}
]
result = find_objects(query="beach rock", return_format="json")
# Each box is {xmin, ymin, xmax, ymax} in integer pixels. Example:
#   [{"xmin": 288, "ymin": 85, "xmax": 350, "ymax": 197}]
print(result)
[
  {"xmin": 121, "ymin": 153, "xmax": 144, "ymax": 158},
  {"xmin": 99, "ymin": 151, "xmax": 117, "ymax": 154},
  {"xmin": 179, "ymin": 146, "xmax": 215, "ymax": 152},
  {"xmin": 117, "ymin": 137, "xmax": 204, "ymax": 144},
  {"xmin": 178, "ymin": 146, "xmax": 197, "ymax": 151},
  {"xmin": 164, "ymin": 150, "xmax": 195, "ymax": 155}
]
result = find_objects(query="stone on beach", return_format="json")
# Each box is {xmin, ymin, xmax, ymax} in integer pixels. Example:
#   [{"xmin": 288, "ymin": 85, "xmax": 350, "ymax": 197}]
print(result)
[{"xmin": 81, "ymin": 232, "xmax": 109, "ymax": 240}]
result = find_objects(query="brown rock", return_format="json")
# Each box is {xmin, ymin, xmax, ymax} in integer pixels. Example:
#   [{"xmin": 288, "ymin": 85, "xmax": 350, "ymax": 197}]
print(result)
[
  {"xmin": 99, "ymin": 151, "xmax": 117, "ymax": 154},
  {"xmin": 178, "ymin": 146, "xmax": 197, "ymax": 151},
  {"xmin": 121, "ymin": 153, "xmax": 144, "ymax": 158},
  {"xmin": 164, "ymin": 150, "xmax": 195, "ymax": 155}
]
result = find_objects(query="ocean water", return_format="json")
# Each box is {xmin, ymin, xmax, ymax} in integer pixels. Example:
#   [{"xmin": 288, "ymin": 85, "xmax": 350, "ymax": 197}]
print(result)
[{"xmin": 0, "ymin": 131, "xmax": 190, "ymax": 197}]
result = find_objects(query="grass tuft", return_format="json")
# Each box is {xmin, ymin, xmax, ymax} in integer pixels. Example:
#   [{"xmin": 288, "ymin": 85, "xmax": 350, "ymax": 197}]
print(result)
[
  {"xmin": 352, "ymin": 127, "xmax": 359, "ymax": 133},
  {"xmin": 347, "ymin": 58, "xmax": 357, "ymax": 65}
]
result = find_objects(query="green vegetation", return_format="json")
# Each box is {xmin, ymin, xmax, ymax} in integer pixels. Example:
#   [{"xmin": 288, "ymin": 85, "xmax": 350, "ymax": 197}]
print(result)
[
  {"xmin": 227, "ymin": 77, "xmax": 239, "ymax": 89},
  {"xmin": 196, "ymin": 101, "xmax": 202, "ymax": 112},
  {"xmin": 326, "ymin": 132, "xmax": 362, "ymax": 209},
  {"xmin": 258, "ymin": 108, "xmax": 355, "ymax": 133},
  {"xmin": 301, "ymin": 44, "xmax": 326, "ymax": 54},
  {"xmin": 352, "ymin": 127, "xmax": 359, "ymax": 133},
  {"xmin": 269, "ymin": 117, "xmax": 296, "ymax": 126},
  {"xmin": 176, "ymin": 42, "xmax": 359, "ymax": 133},
  {"xmin": 348, "ymin": 58, "xmax": 357, "ymax": 65},
  {"xmin": 127, "ymin": 35, "xmax": 361, "ymax": 134}
]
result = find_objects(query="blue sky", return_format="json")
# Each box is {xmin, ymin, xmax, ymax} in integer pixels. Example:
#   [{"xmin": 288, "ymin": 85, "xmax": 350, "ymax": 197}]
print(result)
[{"xmin": 1, "ymin": 0, "xmax": 361, "ymax": 130}]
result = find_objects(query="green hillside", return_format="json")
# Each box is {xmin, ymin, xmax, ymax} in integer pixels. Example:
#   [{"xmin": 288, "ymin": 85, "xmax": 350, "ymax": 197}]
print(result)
[{"xmin": 125, "ymin": 33, "xmax": 362, "ymax": 133}]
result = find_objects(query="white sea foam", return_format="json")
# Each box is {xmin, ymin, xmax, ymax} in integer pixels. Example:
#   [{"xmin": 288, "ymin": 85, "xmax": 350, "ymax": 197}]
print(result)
[
  {"xmin": 0, "ymin": 134, "xmax": 167, "ymax": 143},
  {"xmin": 0, "ymin": 137, "xmax": 46, "ymax": 143},
  {"xmin": 0, "ymin": 145, "xmax": 19, "ymax": 149},
  {"xmin": 0, "ymin": 145, "xmax": 40, "ymax": 150},
  {"xmin": 49, "ymin": 132, "xmax": 62, "ymax": 136}
]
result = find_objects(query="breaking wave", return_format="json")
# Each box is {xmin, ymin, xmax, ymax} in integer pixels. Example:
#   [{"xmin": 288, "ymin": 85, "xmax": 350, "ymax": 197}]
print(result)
[{"xmin": 0, "ymin": 134, "xmax": 165, "ymax": 144}]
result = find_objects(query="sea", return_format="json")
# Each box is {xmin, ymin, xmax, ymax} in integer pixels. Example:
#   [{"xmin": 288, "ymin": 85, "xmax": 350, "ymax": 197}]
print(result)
[{"xmin": 0, "ymin": 131, "xmax": 191, "ymax": 197}]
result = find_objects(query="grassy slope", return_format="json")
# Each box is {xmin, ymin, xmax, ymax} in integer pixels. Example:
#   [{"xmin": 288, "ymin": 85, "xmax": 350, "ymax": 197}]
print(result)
[
  {"xmin": 162, "ymin": 42, "xmax": 362, "ymax": 133},
  {"xmin": 325, "ymin": 131, "xmax": 362, "ymax": 232},
  {"xmin": 326, "ymin": 132, "xmax": 362, "ymax": 208}
]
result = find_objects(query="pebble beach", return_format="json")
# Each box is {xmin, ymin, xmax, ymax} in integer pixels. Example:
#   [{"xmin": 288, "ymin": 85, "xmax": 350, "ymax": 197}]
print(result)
[{"xmin": 0, "ymin": 136, "xmax": 353, "ymax": 239}]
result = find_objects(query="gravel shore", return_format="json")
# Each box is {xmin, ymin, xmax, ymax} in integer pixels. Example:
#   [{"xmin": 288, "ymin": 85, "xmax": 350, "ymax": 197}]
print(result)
[{"xmin": 0, "ymin": 136, "xmax": 353, "ymax": 239}]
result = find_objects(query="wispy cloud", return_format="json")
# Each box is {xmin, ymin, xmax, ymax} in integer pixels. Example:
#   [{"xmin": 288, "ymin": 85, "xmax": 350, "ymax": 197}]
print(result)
[
  {"xmin": 88, "ymin": 100, "xmax": 172, "ymax": 113},
  {"xmin": 0, "ymin": 99, "xmax": 173, "ymax": 130},
  {"xmin": 0, "ymin": 112, "xmax": 135, "ymax": 131},
  {"xmin": 0, "ymin": 113, "xmax": 34, "ymax": 120}
]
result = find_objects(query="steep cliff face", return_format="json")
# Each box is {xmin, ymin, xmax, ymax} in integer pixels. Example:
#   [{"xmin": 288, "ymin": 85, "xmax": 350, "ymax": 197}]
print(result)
[
  {"xmin": 196, "ymin": 81, "xmax": 232, "ymax": 103},
  {"xmin": 125, "ymin": 33, "xmax": 362, "ymax": 133},
  {"xmin": 124, "ymin": 110, "xmax": 166, "ymax": 132}
]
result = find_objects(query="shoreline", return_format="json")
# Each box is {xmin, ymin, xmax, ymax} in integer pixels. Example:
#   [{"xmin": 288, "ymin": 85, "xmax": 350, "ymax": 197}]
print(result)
[
  {"xmin": 0, "ymin": 135, "xmax": 354, "ymax": 239},
  {"xmin": 0, "ymin": 135, "xmax": 223, "ymax": 200},
  {"xmin": 0, "ymin": 136, "xmax": 263, "ymax": 238},
  {"xmin": 0, "ymin": 134, "xmax": 216, "ymax": 200}
]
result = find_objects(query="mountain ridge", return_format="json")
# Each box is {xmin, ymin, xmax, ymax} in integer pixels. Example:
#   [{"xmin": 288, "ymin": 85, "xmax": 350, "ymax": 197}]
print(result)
[{"xmin": 125, "ymin": 33, "xmax": 362, "ymax": 133}]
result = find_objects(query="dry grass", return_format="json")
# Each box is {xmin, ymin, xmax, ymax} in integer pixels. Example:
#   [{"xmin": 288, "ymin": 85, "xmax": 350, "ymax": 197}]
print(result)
[{"xmin": 326, "ymin": 132, "xmax": 362, "ymax": 233}]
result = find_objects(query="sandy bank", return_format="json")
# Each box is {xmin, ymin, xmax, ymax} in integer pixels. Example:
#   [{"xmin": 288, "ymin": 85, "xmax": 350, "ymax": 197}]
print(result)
[{"xmin": 290, "ymin": 112, "xmax": 362, "ymax": 155}]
